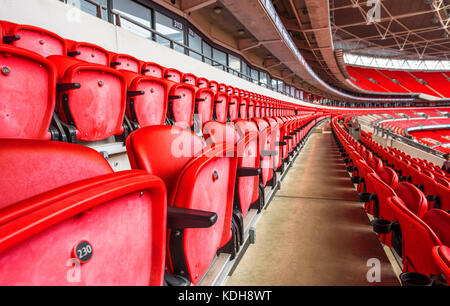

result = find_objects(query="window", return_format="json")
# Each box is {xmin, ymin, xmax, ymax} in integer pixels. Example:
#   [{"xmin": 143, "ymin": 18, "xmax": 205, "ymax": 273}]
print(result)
[
  {"xmin": 228, "ymin": 55, "xmax": 241, "ymax": 76},
  {"xmin": 155, "ymin": 11, "xmax": 185, "ymax": 53},
  {"xmin": 277, "ymin": 80, "xmax": 284, "ymax": 93},
  {"xmin": 271, "ymin": 78, "xmax": 277, "ymax": 91},
  {"xmin": 67, "ymin": 0, "xmax": 108, "ymax": 20},
  {"xmin": 213, "ymin": 48, "xmax": 227, "ymax": 69},
  {"xmin": 250, "ymin": 68, "xmax": 258, "ymax": 84},
  {"xmin": 188, "ymin": 28, "xmax": 202, "ymax": 61},
  {"xmin": 202, "ymin": 41, "xmax": 212, "ymax": 64},
  {"xmin": 259, "ymin": 72, "xmax": 267, "ymax": 87},
  {"xmin": 242, "ymin": 61, "xmax": 250, "ymax": 81},
  {"xmin": 113, "ymin": 0, "xmax": 152, "ymax": 39}
]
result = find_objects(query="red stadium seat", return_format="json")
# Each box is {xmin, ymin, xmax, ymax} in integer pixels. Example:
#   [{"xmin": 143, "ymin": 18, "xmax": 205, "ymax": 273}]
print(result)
[
  {"xmin": 110, "ymin": 53, "xmax": 141, "ymax": 73},
  {"xmin": 0, "ymin": 139, "xmax": 167, "ymax": 285},
  {"xmin": 164, "ymin": 68, "xmax": 183, "ymax": 83},
  {"xmin": 0, "ymin": 45, "xmax": 56, "ymax": 140},
  {"xmin": 432, "ymin": 246, "xmax": 450, "ymax": 285},
  {"xmin": 387, "ymin": 197, "xmax": 448, "ymax": 279},
  {"xmin": 66, "ymin": 40, "xmax": 110, "ymax": 65},
  {"xmin": 213, "ymin": 92, "xmax": 229, "ymax": 123},
  {"xmin": 167, "ymin": 83, "xmax": 197, "ymax": 129},
  {"xmin": 126, "ymin": 125, "xmax": 238, "ymax": 285},
  {"xmin": 182, "ymin": 73, "xmax": 197, "ymax": 86},
  {"xmin": 142, "ymin": 62, "xmax": 165, "ymax": 78},
  {"xmin": 121, "ymin": 70, "xmax": 172, "ymax": 129},
  {"xmin": 227, "ymin": 95, "xmax": 239, "ymax": 121},
  {"xmin": 48, "ymin": 55, "xmax": 127, "ymax": 142},
  {"xmin": 0, "ymin": 21, "xmax": 67, "ymax": 57}
]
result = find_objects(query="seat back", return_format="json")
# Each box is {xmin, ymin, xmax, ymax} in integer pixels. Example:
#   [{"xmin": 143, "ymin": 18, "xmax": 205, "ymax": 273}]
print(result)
[
  {"xmin": 394, "ymin": 182, "xmax": 428, "ymax": 218},
  {"xmin": 164, "ymin": 68, "xmax": 182, "ymax": 83},
  {"xmin": 167, "ymin": 83, "xmax": 197, "ymax": 129},
  {"xmin": 239, "ymin": 97, "xmax": 248, "ymax": 119},
  {"xmin": 247, "ymin": 100, "xmax": 255, "ymax": 119},
  {"xmin": 196, "ymin": 77, "xmax": 209, "ymax": 89},
  {"xmin": 0, "ymin": 45, "xmax": 56, "ymax": 140},
  {"xmin": 110, "ymin": 53, "xmax": 140, "ymax": 73},
  {"xmin": 387, "ymin": 197, "xmax": 442, "ymax": 276},
  {"xmin": 1, "ymin": 22, "xmax": 66, "ymax": 57},
  {"xmin": 435, "ymin": 179, "xmax": 450, "ymax": 210},
  {"xmin": 126, "ymin": 125, "xmax": 204, "ymax": 200},
  {"xmin": 182, "ymin": 73, "xmax": 197, "ymax": 86},
  {"xmin": 228, "ymin": 95, "xmax": 239, "ymax": 121},
  {"xmin": 432, "ymin": 246, "xmax": 450, "ymax": 285},
  {"xmin": 49, "ymin": 55, "xmax": 127, "ymax": 142},
  {"xmin": 122, "ymin": 71, "xmax": 171, "ymax": 127},
  {"xmin": 208, "ymin": 80, "xmax": 218, "ymax": 92},
  {"xmin": 142, "ymin": 62, "xmax": 165, "ymax": 78},
  {"xmin": 423, "ymin": 209, "xmax": 450, "ymax": 246},
  {"xmin": 195, "ymin": 88, "xmax": 215, "ymax": 127},
  {"xmin": 66, "ymin": 40, "xmax": 110, "ymax": 65},
  {"xmin": 366, "ymin": 172, "xmax": 396, "ymax": 221},
  {"xmin": 0, "ymin": 139, "xmax": 166, "ymax": 286},
  {"xmin": 213, "ymin": 92, "xmax": 229, "ymax": 123}
]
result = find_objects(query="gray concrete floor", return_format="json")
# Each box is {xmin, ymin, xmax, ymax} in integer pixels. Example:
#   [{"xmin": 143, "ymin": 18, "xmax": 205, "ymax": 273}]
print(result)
[{"xmin": 225, "ymin": 132, "xmax": 399, "ymax": 286}]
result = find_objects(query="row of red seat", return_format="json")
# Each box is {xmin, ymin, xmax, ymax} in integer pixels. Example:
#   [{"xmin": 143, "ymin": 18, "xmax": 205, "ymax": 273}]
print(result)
[
  {"xmin": 347, "ymin": 66, "xmax": 449, "ymax": 98},
  {"xmin": 0, "ymin": 20, "xmax": 311, "ymax": 144},
  {"xmin": 332, "ymin": 116, "xmax": 450, "ymax": 286},
  {"xmin": 0, "ymin": 20, "xmax": 329, "ymax": 285}
]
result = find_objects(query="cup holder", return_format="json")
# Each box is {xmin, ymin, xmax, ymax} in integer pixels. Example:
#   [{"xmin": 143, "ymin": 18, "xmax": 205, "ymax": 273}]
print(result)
[
  {"xmin": 399, "ymin": 272, "xmax": 433, "ymax": 286},
  {"xmin": 371, "ymin": 219, "xmax": 392, "ymax": 234}
]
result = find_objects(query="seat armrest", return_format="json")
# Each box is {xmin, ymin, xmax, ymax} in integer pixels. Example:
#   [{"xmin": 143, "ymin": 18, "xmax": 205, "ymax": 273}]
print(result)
[{"xmin": 167, "ymin": 207, "xmax": 217, "ymax": 229}]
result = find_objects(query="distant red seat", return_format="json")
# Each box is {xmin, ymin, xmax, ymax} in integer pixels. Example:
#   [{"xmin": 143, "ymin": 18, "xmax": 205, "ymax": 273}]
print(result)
[{"xmin": 142, "ymin": 62, "xmax": 165, "ymax": 78}]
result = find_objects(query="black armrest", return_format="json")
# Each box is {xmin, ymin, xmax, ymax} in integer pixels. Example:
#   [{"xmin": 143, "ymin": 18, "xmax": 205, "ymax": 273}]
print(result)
[
  {"xmin": 167, "ymin": 207, "xmax": 217, "ymax": 229},
  {"xmin": 127, "ymin": 91, "xmax": 145, "ymax": 98},
  {"xmin": 237, "ymin": 167, "xmax": 261, "ymax": 177},
  {"xmin": 283, "ymin": 136, "xmax": 293, "ymax": 140},
  {"xmin": 426, "ymin": 195, "xmax": 439, "ymax": 202},
  {"xmin": 56, "ymin": 83, "xmax": 81, "ymax": 92},
  {"xmin": 275, "ymin": 141, "xmax": 287, "ymax": 146},
  {"xmin": 164, "ymin": 272, "xmax": 190, "ymax": 287},
  {"xmin": 261, "ymin": 150, "xmax": 278, "ymax": 157},
  {"xmin": 351, "ymin": 176, "xmax": 363, "ymax": 184},
  {"xmin": 67, "ymin": 51, "xmax": 81, "ymax": 57}
]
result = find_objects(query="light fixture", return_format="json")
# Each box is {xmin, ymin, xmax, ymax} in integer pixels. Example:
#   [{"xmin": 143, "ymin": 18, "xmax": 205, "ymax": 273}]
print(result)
[
  {"xmin": 237, "ymin": 29, "xmax": 245, "ymax": 35},
  {"xmin": 214, "ymin": 7, "xmax": 223, "ymax": 14}
]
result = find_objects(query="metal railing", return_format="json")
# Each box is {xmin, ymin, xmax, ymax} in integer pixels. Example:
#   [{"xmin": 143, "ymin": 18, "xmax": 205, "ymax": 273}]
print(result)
[{"xmin": 372, "ymin": 124, "xmax": 445, "ymax": 158}]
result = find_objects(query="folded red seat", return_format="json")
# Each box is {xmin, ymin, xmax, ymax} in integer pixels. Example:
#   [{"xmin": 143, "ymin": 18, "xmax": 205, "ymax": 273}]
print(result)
[
  {"xmin": 213, "ymin": 91, "xmax": 229, "ymax": 123},
  {"xmin": 182, "ymin": 73, "xmax": 197, "ymax": 86},
  {"xmin": 218, "ymin": 83, "xmax": 226, "ymax": 92},
  {"xmin": 239, "ymin": 96, "xmax": 248, "ymax": 120},
  {"xmin": 253, "ymin": 118, "xmax": 278, "ymax": 187},
  {"xmin": 1, "ymin": 21, "xmax": 66, "ymax": 57},
  {"xmin": 121, "ymin": 70, "xmax": 172, "ymax": 130},
  {"xmin": 208, "ymin": 80, "xmax": 219, "ymax": 92},
  {"xmin": 126, "ymin": 125, "xmax": 238, "ymax": 285},
  {"xmin": 166, "ymin": 83, "xmax": 197, "ymax": 129},
  {"xmin": 0, "ymin": 45, "xmax": 57, "ymax": 140},
  {"xmin": 254, "ymin": 101, "xmax": 261, "ymax": 118},
  {"xmin": 388, "ymin": 197, "xmax": 449, "ymax": 284},
  {"xmin": 0, "ymin": 139, "xmax": 167, "ymax": 285},
  {"xmin": 227, "ymin": 95, "xmax": 239, "ymax": 122},
  {"xmin": 432, "ymin": 246, "xmax": 450, "ymax": 285},
  {"xmin": 247, "ymin": 100, "xmax": 255, "ymax": 119},
  {"xmin": 110, "ymin": 53, "xmax": 141, "ymax": 73},
  {"xmin": 164, "ymin": 68, "xmax": 182, "ymax": 83},
  {"xmin": 196, "ymin": 77, "xmax": 209, "ymax": 89},
  {"xmin": 141, "ymin": 62, "xmax": 166, "ymax": 78},
  {"xmin": 48, "ymin": 55, "xmax": 127, "ymax": 142},
  {"xmin": 194, "ymin": 88, "xmax": 215, "ymax": 132},
  {"xmin": 66, "ymin": 40, "xmax": 109, "ymax": 65}
]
